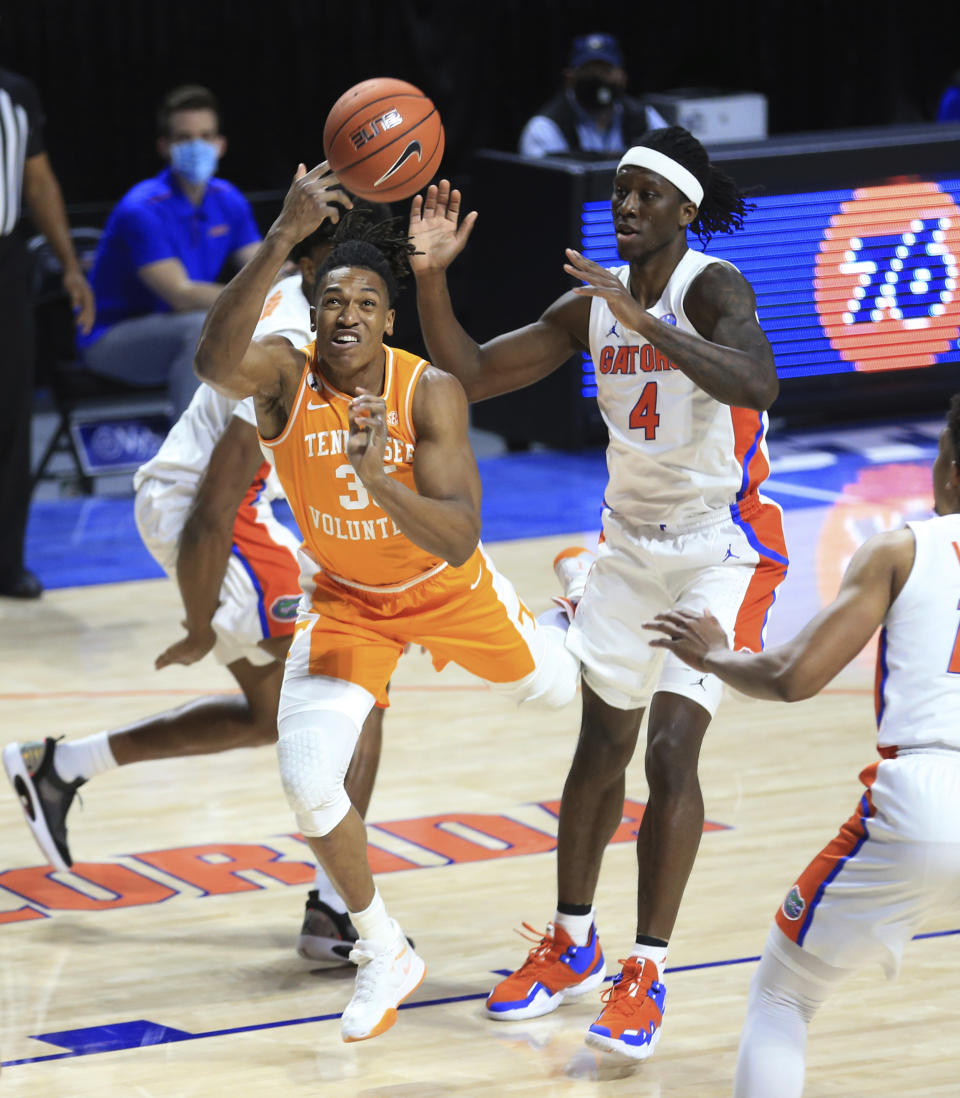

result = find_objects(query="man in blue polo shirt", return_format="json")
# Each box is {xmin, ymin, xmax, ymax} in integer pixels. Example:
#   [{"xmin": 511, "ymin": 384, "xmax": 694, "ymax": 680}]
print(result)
[{"xmin": 79, "ymin": 85, "xmax": 261, "ymax": 415}]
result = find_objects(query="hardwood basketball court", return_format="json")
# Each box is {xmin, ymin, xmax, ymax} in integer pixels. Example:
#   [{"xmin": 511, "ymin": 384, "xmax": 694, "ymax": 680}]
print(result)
[{"xmin": 2, "ymin": 511, "xmax": 956, "ymax": 1096}]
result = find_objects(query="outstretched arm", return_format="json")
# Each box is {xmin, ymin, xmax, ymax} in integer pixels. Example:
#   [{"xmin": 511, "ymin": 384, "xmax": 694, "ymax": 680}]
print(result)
[
  {"xmin": 194, "ymin": 163, "xmax": 350, "ymax": 403},
  {"xmin": 409, "ymin": 181, "xmax": 588, "ymax": 402},
  {"xmin": 563, "ymin": 251, "xmax": 778, "ymax": 410},
  {"xmin": 644, "ymin": 529, "xmax": 916, "ymax": 701},
  {"xmin": 155, "ymin": 417, "xmax": 266, "ymax": 669},
  {"xmin": 346, "ymin": 369, "xmax": 482, "ymax": 567}
]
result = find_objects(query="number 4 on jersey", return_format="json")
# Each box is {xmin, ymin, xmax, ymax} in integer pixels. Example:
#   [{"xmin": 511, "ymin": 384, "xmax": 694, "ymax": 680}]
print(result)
[{"xmin": 628, "ymin": 381, "xmax": 660, "ymax": 440}]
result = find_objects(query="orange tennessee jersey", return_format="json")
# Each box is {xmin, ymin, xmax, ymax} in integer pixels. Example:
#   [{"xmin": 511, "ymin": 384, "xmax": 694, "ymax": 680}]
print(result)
[{"xmin": 259, "ymin": 343, "xmax": 443, "ymax": 588}]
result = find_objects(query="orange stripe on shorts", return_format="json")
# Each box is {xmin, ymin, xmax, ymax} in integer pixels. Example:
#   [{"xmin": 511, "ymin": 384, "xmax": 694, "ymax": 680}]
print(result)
[{"xmin": 775, "ymin": 762, "xmax": 879, "ymax": 946}]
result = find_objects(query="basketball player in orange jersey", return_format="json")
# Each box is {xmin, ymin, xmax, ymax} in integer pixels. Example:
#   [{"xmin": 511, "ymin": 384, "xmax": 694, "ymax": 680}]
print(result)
[
  {"xmin": 3, "ymin": 218, "xmax": 386, "ymax": 965},
  {"xmin": 408, "ymin": 125, "xmax": 787, "ymax": 1058},
  {"xmin": 193, "ymin": 162, "xmax": 579, "ymax": 1043},
  {"xmin": 646, "ymin": 396, "xmax": 960, "ymax": 1097}
]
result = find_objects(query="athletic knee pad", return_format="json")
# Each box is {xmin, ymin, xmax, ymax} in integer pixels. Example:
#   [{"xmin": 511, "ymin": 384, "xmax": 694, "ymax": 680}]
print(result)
[
  {"xmin": 276, "ymin": 711, "xmax": 359, "ymax": 837},
  {"xmin": 492, "ymin": 624, "xmax": 579, "ymax": 709}
]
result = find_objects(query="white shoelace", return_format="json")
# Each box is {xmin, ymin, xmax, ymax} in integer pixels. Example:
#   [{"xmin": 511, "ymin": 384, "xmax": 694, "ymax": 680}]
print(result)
[{"xmin": 348, "ymin": 939, "xmax": 397, "ymax": 1004}]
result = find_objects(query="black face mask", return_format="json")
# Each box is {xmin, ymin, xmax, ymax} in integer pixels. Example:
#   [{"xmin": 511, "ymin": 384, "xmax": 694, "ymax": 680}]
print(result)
[{"xmin": 573, "ymin": 76, "xmax": 622, "ymax": 111}]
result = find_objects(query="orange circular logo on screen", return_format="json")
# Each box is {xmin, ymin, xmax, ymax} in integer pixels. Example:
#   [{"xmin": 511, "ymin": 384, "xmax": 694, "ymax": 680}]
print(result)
[
  {"xmin": 814, "ymin": 182, "xmax": 960, "ymax": 372},
  {"xmin": 816, "ymin": 464, "xmax": 933, "ymax": 607},
  {"xmin": 815, "ymin": 463, "xmax": 934, "ymax": 667}
]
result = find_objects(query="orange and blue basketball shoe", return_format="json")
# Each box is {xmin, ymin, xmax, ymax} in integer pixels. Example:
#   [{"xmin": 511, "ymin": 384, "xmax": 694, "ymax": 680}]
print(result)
[
  {"xmin": 485, "ymin": 921, "xmax": 606, "ymax": 1021},
  {"xmin": 584, "ymin": 955, "xmax": 666, "ymax": 1059}
]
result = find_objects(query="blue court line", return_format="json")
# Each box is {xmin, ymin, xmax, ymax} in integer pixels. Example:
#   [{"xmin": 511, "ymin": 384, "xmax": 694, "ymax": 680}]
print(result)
[{"xmin": 5, "ymin": 928, "xmax": 959, "ymax": 1068}]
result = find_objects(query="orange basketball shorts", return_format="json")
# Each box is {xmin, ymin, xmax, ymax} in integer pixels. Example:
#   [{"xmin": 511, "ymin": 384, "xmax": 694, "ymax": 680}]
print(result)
[{"xmin": 291, "ymin": 544, "xmax": 543, "ymax": 707}]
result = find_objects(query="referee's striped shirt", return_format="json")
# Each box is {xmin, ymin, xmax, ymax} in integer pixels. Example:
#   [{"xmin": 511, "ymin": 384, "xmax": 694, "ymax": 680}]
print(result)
[{"xmin": 0, "ymin": 68, "xmax": 45, "ymax": 238}]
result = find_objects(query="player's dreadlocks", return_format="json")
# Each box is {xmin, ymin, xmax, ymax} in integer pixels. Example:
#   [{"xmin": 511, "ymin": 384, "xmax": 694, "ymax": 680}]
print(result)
[
  {"xmin": 637, "ymin": 125, "xmax": 751, "ymax": 246},
  {"xmin": 948, "ymin": 391, "xmax": 960, "ymax": 465},
  {"xmin": 313, "ymin": 207, "xmax": 416, "ymax": 306},
  {"xmin": 288, "ymin": 197, "xmax": 391, "ymax": 263}
]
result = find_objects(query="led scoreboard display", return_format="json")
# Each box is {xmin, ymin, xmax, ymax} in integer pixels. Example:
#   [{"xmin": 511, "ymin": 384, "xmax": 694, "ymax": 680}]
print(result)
[
  {"xmin": 469, "ymin": 131, "xmax": 960, "ymax": 448},
  {"xmin": 578, "ymin": 178, "xmax": 960, "ymax": 399}
]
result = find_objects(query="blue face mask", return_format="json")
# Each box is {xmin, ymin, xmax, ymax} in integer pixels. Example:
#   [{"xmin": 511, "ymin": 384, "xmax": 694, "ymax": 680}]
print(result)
[{"xmin": 169, "ymin": 139, "xmax": 219, "ymax": 185}]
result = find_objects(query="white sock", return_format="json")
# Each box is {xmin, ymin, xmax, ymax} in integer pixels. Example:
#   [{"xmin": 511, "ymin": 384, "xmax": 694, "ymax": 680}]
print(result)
[
  {"xmin": 553, "ymin": 907, "xmax": 594, "ymax": 947},
  {"xmin": 53, "ymin": 732, "xmax": 117, "ymax": 783},
  {"xmin": 313, "ymin": 866, "xmax": 348, "ymax": 914},
  {"xmin": 734, "ymin": 928, "xmax": 845, "ymax": 1098},
  {"xmin": 349, "ymin": 888, "xmax": 396, "ymax": 949},
  {"xmin": 630, "ymin": 941, "xmax": 668, "ymax": 972}
]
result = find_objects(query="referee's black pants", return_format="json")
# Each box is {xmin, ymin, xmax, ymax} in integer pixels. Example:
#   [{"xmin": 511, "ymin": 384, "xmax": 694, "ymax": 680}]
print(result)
[{"xmin": 0, "ymin": 234, "xmax": 36, "ymax": 578}]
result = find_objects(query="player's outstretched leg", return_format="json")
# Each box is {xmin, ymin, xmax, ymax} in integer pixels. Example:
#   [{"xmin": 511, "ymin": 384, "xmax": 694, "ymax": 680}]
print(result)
[
  {"xmin": 485, "ymin": 918, "xmax": 606, "ymax": 1021},
  {"xmin": 584, "ymin": 955, "xmax": 666, "ymax": 1060},
  {"xmin": 3, "ymin": 738, "xmax": 86, "ymax": 872}
]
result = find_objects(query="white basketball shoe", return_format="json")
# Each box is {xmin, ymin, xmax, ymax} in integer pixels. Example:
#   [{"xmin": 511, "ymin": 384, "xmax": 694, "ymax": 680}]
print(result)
[{"xmin": 340, "ymin": 919, "xmax": 426, "ymax": 1042}]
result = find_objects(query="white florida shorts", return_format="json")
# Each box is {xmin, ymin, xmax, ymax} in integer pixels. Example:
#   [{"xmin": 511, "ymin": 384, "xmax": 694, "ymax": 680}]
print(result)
[
  {"xmin": 774, "ymin": 749, "xmax": 960, "ymax": 979},
  {"xmin": 566, "ymin": 494, "xmax": 788, "ymax": 715},
  {"xmin": 135, "ymin": 475, "xmax": 303, "ymax": 667}
]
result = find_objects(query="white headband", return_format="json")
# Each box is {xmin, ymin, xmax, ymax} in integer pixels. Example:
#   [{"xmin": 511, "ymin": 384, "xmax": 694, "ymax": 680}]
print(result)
[{"xmin": 616, "ymin": 147, "xmax": 704, "ymax": 208}]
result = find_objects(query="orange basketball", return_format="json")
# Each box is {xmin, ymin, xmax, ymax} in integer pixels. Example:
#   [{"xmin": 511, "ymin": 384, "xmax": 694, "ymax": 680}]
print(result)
[{"xmin": 323, "ymin": 77, "xmax": 445, "ymax": 202}]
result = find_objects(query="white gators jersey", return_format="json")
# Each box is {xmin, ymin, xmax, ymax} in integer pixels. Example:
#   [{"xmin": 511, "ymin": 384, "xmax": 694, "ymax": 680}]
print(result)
[
  {"xmin": 876, "ymin": 513, "xmax": 960, "ymax": 752},
  {"xmin": 133, "ymin": 274, "xmax": 312, "ymax": 492},
  {"xmin": 588, "ymin": 249, "xmax": 772, "ymax": 527}
]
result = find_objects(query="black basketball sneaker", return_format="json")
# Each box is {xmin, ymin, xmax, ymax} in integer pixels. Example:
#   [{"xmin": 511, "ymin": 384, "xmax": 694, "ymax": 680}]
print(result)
[{"xmin": 3, "ymin": 737, "xmax": 84, "ymax": 872}]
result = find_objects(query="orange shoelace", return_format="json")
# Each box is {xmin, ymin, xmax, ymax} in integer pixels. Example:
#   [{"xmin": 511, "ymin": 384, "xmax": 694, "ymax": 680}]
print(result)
[
  {"xmin": 596, "ymin": 958, "xmax": 660, "ymax": 1023},
  {"xmin": 511, "ymin": 922, "xmax": 566, "ymax": 973}
]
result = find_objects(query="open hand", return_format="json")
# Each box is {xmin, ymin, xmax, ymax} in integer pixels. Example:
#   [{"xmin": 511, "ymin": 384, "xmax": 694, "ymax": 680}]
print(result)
[
  {"xmin": 643, "ymin": 608, "xmax": 728, "ymax": 672},
  {"xmin": 563, "ymin": 249, "xmax": 648, "ymax": 332},
  {"xmin": 277, "ymin": 162, "xmax": 353, "ymax": 244},
  {"xmin": 408, "ymin": 180, "xmax": 478, "ymax": 274}
]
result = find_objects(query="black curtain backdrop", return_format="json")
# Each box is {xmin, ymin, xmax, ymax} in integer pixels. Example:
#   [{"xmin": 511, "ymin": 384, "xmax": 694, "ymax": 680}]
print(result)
[{"xmin": 2, "ymin": 0, "xmax": 956, "ymax": 211}]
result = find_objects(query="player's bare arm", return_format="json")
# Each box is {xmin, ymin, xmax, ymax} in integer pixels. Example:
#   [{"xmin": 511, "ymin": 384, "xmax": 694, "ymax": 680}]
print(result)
[
  {"xmin": 156, "ymin": 418, "xmax": 266, "ymax": 670},
  {"xmin": 644, "ymin": 529, "xmax": 916, "ymax": 701},
  {"xmin": 410, "ymin": 180, "xmax": 588, "ymax": 401},
  {"xmin": 564, "ymin": 250, "xmax": 778, "ymax": 410},
  {"xmin": 348, "ymin": 369, "xmax": 482, "ymax": 567},
  {"xmin": 195, "ymin": 162, "xmax": 351, "ymax": 407}
]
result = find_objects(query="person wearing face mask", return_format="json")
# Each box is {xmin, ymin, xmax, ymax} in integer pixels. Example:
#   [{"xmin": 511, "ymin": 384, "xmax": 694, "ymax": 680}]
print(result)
[
  {"xmin": 78, "ymin": 85, "xmax": 261, "ymax": 415},
  {"xmin": 519, "ymin": 33, "xmax": 668, "ymax": 160}
]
